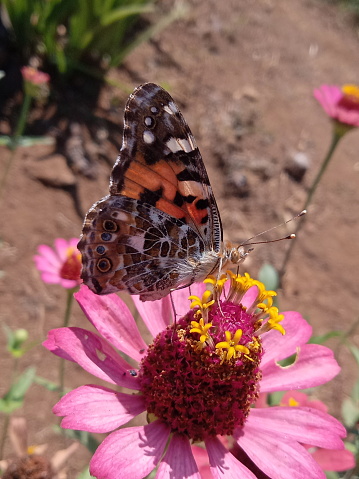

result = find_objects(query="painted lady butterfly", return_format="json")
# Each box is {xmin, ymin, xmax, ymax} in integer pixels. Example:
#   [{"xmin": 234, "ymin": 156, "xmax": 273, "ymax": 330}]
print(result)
[{"xmin": 78, "ymin": 83, "xmax": 248, "ymax": 301}]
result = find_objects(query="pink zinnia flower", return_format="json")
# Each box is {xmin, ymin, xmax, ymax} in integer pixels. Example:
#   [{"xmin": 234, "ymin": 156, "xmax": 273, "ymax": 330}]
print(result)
[
  {"xmin": 21, "ymin": 66, "xmax": 50, "ymax": 101},
  {"xmin": 34, "ymin": 238, "xmax": 82, "ymax": 289},
  {"xmin": 21, "ymin": 66, "xmax": 50, "ymax": 86},
  {"xmin": 44, "ymin": 273, "xmax": 346, "ymax": 479},
  {"xmin": 314, "ymin": 84, "xmax": 359, "ymax": 127}
]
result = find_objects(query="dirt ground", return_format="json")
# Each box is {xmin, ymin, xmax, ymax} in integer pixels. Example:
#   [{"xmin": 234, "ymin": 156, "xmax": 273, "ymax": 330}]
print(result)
[{"xmin": 1, "ymin": 0, "xmax": 359, "ymax": 475}]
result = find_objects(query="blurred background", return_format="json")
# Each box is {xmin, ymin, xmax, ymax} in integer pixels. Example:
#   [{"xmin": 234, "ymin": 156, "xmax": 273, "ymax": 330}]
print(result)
[{"xmin": 0, "ymin": 0, "xmax": 359, "ymax": 476}]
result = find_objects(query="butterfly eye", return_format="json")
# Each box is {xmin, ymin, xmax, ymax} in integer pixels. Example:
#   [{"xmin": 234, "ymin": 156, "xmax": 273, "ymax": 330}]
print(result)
[
  {"xmin": 97, "ymin": 258, "xmax": 112, "ymax": 273},
  {"xmin": 103, "ymin": 220, "xmax": 118, "ymax": 232}
]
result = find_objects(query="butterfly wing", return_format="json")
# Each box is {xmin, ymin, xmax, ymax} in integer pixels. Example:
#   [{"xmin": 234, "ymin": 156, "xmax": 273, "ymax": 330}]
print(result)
[
  {"xmin": 80, "ymin": 195, "xmax": 211, "ymax": 300},
  {"xmin": 78, "ymin": 83, "xmax": 223, "ymax": 300},
  {"xmin": 110, "ymin": 83, "xmax": 223, "ymax": 251}
]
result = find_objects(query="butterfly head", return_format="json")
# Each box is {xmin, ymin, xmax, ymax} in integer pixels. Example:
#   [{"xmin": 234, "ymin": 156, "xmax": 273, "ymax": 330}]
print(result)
[{"xmin": 222, "ymin": 242, "xmax": 251, "ymax": 268}]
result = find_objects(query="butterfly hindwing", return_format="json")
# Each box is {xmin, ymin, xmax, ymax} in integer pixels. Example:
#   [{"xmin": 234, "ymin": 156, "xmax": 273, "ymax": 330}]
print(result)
[{"xmin": 79, "ymin": 195, "xmax": 207, "ymax": 299}]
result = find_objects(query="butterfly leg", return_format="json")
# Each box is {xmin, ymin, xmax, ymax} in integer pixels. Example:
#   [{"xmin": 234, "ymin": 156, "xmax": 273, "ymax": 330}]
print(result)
[
  {"xmin": 169, "ymin": 289, "xmax": 178, "ymax": 340},
  {"xmin": 215, "ymin": 257, "xmax": 225, "ymax": 316}
]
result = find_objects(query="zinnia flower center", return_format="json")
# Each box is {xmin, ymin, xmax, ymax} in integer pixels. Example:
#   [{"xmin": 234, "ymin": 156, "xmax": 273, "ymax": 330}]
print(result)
[
  {"xmin": 341, "ymin": 84, "xmax": 359, "ymax": 106},
  {"xmin": 139, "ymin": 300, "xmax": 263, "ymax": 442},
  {"xmin": 59, "ymin": 248, "xmax": 82, "ymax": 281}
]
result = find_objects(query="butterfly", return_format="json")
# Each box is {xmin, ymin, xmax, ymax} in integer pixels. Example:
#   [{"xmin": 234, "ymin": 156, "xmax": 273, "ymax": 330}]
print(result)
[{"xmin": 78, "ymin": 83, "xmax": 248, "ymax": 301}]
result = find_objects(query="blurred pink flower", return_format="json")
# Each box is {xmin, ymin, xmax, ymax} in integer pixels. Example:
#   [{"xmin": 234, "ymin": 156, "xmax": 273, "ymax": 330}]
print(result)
[
  {"xmin": 44, "ymin": 274, "xmax": 345, "ymax": 479},
  {"xmin": 21, "ymin": 66, "xmax": 50, "ymax": 86},
  {"xmin": 314, "ymin": 84, "xmax": 359, "ymax": 127},
  {"xmin": 21, "ymin": 66, "xmax": 50, "ymax": 101},
  {"xmin": 34, "ymin": 238, "xmax": 82, "ymax": 289}
]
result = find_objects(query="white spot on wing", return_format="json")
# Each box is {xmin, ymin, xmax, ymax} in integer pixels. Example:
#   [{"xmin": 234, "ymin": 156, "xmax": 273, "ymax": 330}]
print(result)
[
  {"xmin": 164, "ymin": 105, "xmax": 173, "ymax": 115},
  {"xmin": 166, "ymin": 137, "xmax": 194, "ymax": 153},
  {"xmin": 143, "ymin": 130, "xmax": 155, "ymax": 144},
  {"xmin": 129, "ymin": 235, "xmax": 145, "ymax": 251},
  {"xmin": 189, "ymin": 134, "xmax": 197, "ymax": 149},
  {"xmin": 114, "ymin": 211, "xmax": 129, "ymax": 222},
  {"xmin": 168, "ymin": 101, "xmax": 178, "ymax": 114},
  {"xmin": 166, "ymin": 137, "xmax": 181, "ymax": 153},
  {"xmin": 177, "ymin": 138, "xmax": 193, "ymax": 152}
]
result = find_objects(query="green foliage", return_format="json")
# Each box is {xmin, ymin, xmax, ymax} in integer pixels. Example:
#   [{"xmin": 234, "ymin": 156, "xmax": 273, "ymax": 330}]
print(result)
[
  {"xmin": 77, "ymin": 467, "xmax": 92, "ymax": 479},
  {"xmin": 3, "ymin": 325, "xmax": 31, "ymax": 358},
  {"xmin": 0, "ymin": 135, "xmax": 54, "ymax": 147},
  {"xmin": 34, "ymin": 375, "xmax": 62, "ymax": 393},
  {"xmin": 3, "ymin": 0, "xmax": 156, "ymax": 75},
  {"xmin": 0, "ymin": 367, "xmax": 36, "ymax": 413},
  {"xmin": 58, "ymin": 426, "xmax": 100, "ymax": 453},
  {"xmin": 342, "ymin": 344, "xmax": 359, "ymax": 427},
  {"xmin": 325, "ymin": 0, "xmax": 359, "ymax": 22},
  {"xmin": 258, "ymin": 263, "xmax": 279, "ymax": 291},
  {"xmin": 309, "ymin": 331, "xmax": 342, "ymax": 344}
]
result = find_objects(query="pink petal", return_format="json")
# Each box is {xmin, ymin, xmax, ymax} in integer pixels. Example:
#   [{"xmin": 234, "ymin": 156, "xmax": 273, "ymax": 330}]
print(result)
[
  {"xmin": 35, "ymin": 245, "xmax": 61, "ymax": 268},
  {"xmin": 132, "ymin": 295, "xmax": 171, "ymax": 338},
  {"xmin": 172, "ymin": 283, "xmax": 206, "ymax": 318},
  {"xmin": 191, "ymin": 446, "xmax": 212, "ymax": 479},
  {"xmin": 33, "ymin": 256, "xmax": 59, "ymax": 274},
  {"xmin": 312, "ymin": 447, "xmax": 355, "ymax": 472},
  {"xmin": 75, "ymin": 286, "xmax": 147, "ymax": 363},
  {"xmin": 248, "ymin": 407, "xmax": 346, "ymax": 449},
  {"xmin": 40, "ymin": 272, "xmax": 62, "ymax": 284},
  {"xmin": 59, "ymin": 278, "xmax": 80, "ymax": 289},
  {"xmin": 261, "ymin": 311, "xmax": 312, "ymax": 367},
  {"xmin": 205, "ymin": 436, "xmax": 256, "ymax": 479},
  {"xmin": 54, "ymin": 385, "xmax": 146, "ymax": 433},
  {"xmin": 90, "ymin": 421, "xmax": 170, "ymax": 479},
  {"xmin": 260, "ymin": 344, "xmax": 340, "ymax": 392},
  {"xmin": 241, "ymin": 286, "xmax": 259, "ymax": 310},
  {"xmin": 43, "ymin": 327, "xmax": 140, "ymax": 390},
  {"xmin": 54, "ymin": 238, "xmax": 71, "ymax": 262},
  {"xmin": 237, "ymin": 425, "xmax": 325, "ymax": 479},
  {"xmin": 43, "ymin": 329, "xmax": 74, "ymax": 362},
  {"xmin": 68, "ymin": 237, "xmax": 80, "ymax": 250},
  {"xmin": 156, "ymin": 434, "xmax": 201, "ymax": 479}
]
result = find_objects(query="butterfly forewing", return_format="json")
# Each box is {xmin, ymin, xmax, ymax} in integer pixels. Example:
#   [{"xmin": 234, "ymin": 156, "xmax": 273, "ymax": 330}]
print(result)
[{"xmin": 110, "ymin": 83, "xmax": 222, "ymax": 251}]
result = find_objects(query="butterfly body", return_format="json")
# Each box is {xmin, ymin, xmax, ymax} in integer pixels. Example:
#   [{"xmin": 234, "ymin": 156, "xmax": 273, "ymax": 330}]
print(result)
[{"xmin": 79, "ymin": 83, "xmax": 247, "ymax": 301}]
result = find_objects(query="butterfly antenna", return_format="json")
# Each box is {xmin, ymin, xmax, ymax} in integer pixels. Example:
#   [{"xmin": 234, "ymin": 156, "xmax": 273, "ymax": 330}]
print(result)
[{"xmin": 240, "ymin": 210, "xmax": 306, "ymax": 246}]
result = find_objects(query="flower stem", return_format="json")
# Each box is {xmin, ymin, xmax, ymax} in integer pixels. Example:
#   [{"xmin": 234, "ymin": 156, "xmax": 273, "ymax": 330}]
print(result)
[
  {"xmin": 0, "ymin": 92, "xmax": 32, "ymax": 206},
  {"xmin": 0, "ymin": 415, "xmax": 10, "ymax": 460},
  {"xmin": 13, "ymin": 92, "xmax": 32, "ymax": 143},
  {"xmin": 59, "ymin": 289, "xmax": 75, "ymax": 397},
  {"xmin": 279, "ymin": 126, "xmax": 344, "ymax": 282},
  {"xmin": 0, "ymin": 357, "xmax": 19, "ymax": 460}
]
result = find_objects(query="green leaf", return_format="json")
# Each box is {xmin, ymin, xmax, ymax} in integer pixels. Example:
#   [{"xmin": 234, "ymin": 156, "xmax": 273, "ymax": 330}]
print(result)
[
  {"xmin": 325, "ymin": 471, "xmax": 339, "ymax": 479},
  {"xmin": 341, "ymin": 397, "xmax": 359, "ymax": 428},
  {"xmin": 56, "ymin": 426, "xmax": 100, "ymax": 453},
  {"xmin": 77, "ymin": 466, "xmax": 92, "ymax": 479},
  {"xmin": 348, "ymin": 344, "xmax": 359, "ymax": 367},
  {"xmin": 267, "ymin": 391, "xmax": 285, "ymax": 406},
  {"xmin": 34, "ymin": 375, "xmax": 60, "ymax": 392},
  {"xmin": 258, "ymin": 263, "xmax": 279, "ymax": 291},
  {"xmin": 308, "ymin": 331, "xmax": 342, "ymax": 344},
  {"xmin": 0, "ymin": 367, "xmax": 36, "ymax": 413},
  {"xmin": 101, "ymin": 4, "xmax": 154, "ymax": 27}
]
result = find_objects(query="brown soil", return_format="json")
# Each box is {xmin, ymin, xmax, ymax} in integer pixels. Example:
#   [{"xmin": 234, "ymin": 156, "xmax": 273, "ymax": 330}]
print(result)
[{"xmin": 1, "ymin": 0, "xmax": 359, "ymax": 476}]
